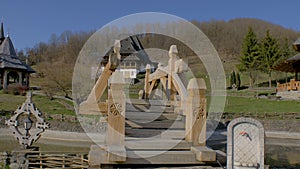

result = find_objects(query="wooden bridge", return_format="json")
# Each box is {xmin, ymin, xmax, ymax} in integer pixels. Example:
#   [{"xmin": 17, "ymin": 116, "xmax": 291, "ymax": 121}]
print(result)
[{"xmin": 79, "ymin": 42, "xmax": 225, "ymax": 168}]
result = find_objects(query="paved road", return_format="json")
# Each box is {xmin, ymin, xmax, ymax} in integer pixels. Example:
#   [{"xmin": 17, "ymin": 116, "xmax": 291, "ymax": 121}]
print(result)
[{"xmin": 1, "ymin": 128, "xmax": 299, "ymax": 148}]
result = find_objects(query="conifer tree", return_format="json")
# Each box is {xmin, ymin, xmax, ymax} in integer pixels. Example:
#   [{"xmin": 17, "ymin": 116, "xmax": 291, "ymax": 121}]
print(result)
[
  {"xmin": 230, "ymin": 71, "xmax": 236, "ymax": 88},
  {"xmin": 279, "ymin": 38, "xmax": 294, "ymax": 62},
  {"xmin": 240, "ymin": 27, "xmax": 261, "ymax": 88},
  {"xmin": 236, "ymin": 72, "xmax": 241, "ymax": 89},
  {"xmin": 260, "ymin": 30, "xmax": 281, "ymax": 88}
]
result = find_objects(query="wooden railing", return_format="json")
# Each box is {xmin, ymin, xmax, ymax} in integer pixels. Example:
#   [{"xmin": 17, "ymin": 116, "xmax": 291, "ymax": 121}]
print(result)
[{"xmin": 276, "ymin": 79, "xmax": 300, "ymax": 92}]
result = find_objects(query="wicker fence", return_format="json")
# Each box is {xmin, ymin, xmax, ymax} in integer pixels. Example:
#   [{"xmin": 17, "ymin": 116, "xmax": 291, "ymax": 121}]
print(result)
[{"xmin": 27, "ymin": 152, "xmax": 88, "ymax": 169}]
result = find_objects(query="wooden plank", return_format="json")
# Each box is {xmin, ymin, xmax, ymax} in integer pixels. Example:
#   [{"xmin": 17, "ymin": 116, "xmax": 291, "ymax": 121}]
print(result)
[
  {"xmin": 160, "ymin": 77, "xmax": 168, "ymax": 92},
  {"xmin": 126, "ymin": 99, "xmax": 170, "ymax": 106},
  {"xmin": 126, "ymin": 120, "xmax": 185, "ymax": 129},
  {"xmin": 126, "ymin": 104, "xmax": 174, "ymax": 113},
  {"xmin": 125, "ymin": 128, "xmax": 185, "ymax": 139},
  {"xmin": 126, "ymin": 128, "xmax": 163, "ymax": 138},
  {"xmin": 149, "ymin": 69, "xmax": 168, "ymax": 82},
  {"xmin": 79, "ymin": 63, "xmax": 113, "ymax": 115},
  {"xmin": 126, "ymin": 111, "xmax": 180, "ymax": 121},
  {"xmin": 125, "ymin": 139, "xmax": 192, "ymax": 150},
  {"xmin": 191, "ymin": 146, "xmax": 216, "ymax": 162},
  {"xmin": 148, "ymin": 79, "xmax": 157, "ymax": 95},
  {"xmin": 161, "ymin": 130, "xmax": 185, "ymax": 139},
  {"xmin": 125, "ymin": 120, "xmax": 143, "ymax": 128},
  {"xmin": 106, "ymin": 150, "xmax": 203, "ymax": 164}
]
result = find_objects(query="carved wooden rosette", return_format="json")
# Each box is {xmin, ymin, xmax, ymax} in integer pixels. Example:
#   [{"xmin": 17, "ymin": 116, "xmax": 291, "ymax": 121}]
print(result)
[
  {"xmin": 5, "ymin": 93, "xmax": 49, "ymax": 148},
  {"xmin": 193, "ymin": 98, "xmax": 206, "ymax": 120},
  {"xmin": 109, "ymin": 103, "xmax": 122, "ymax": 117}
]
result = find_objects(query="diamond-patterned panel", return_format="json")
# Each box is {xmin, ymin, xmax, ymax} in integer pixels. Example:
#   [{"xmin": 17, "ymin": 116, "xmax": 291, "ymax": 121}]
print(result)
[{"xmin": 233, "ymin": 123, "xmax": 259, "ymax": 165}]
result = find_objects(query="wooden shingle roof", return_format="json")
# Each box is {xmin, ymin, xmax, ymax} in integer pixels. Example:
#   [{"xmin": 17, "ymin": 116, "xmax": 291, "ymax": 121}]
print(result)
[
  {"xmin": 273, "ymin": 53, "xmax": 300, "ymax": 73},
  {"xmin": 0, "ymin": 36, "xmax": 16, "ymax": 56},
  {"xmin": 0, "ymin": 22, "xmax": 35, "ymax": 73},
  {"xmin": 100, "ymin": 35, "xmax": 157, "ymax": 68},
  {"xmin": 0, "ymin": 54, "xmax": 35, "ymax": 72}
]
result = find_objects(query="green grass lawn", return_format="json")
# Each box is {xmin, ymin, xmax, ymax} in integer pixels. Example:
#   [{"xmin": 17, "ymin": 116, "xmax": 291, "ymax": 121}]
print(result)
[
  {"xmin": 0, "ymin": 92, "xmax": 24, "ymax": 114},
  {"xmin": 224, "ymin": 96, "xmax": 300, "ymax": 113},
  {"xmin": 1, "ymin": 88, "xmax": 300, "ymax": 116},
  {"xmin": 0, "ymin": 92, "xmax": 75, "ymax": 116}
]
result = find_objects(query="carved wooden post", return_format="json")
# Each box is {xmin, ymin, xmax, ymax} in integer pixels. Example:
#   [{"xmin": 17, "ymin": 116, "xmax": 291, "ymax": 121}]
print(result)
[
  {"xmin": 168, "ymin": 45, "xmax": 178, "ymax": 101},
  {"xmin": 185, "ymin": 78, "xmax": 207, "ymax": 146},
  {"xmin": 144, "ymin": 64, "xmax": 151, "ymax": 99},
  {"xmin": 108, "ymin": 40, "xmax": 121, "ymax": 70},
  {"xmin": 107, "ymin": 71, "xmax": 126, "ymax": 162}
]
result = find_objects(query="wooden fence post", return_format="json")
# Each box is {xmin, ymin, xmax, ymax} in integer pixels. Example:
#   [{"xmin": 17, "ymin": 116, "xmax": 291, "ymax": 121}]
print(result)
[
  {"xmin": 39, "ymin": 152, "xmax": 42, "ymax": 169},
  {"xmin": 185, "ymin": 78, "xmax": 207, "ymax": 146},
  {"xmin": 144, "ymin": 64, "xmax": 151, "ymax": 99},
  {"xmin": 167, "ymin": 45, "xmax": 178, "ymax": 101},
  {"xmin": 106, "ymin": 71, "xmax": 126, "ymax": 162}
]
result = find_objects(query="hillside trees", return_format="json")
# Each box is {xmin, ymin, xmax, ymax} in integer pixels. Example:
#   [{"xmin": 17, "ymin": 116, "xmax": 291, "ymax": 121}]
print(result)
[
  {"xmin": 240, "ymin": 28, "xmax": 296, "ymax": 88},
  {"xmin": 26, "ymin": 30, "xmax": 94, "ymax": 98},
  {"xmin": 23, "ymin": 18, "xmax": 298, "ymax": 97}
]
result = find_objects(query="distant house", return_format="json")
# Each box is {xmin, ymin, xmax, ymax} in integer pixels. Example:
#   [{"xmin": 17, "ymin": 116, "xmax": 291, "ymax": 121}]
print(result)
[
  {"xmin": 0, "ymin": 22, "xmax": 34, "ymax": 90},
  {"xmin": 97, "ymin": 35, "xmax": 157, "ymax": 80}
]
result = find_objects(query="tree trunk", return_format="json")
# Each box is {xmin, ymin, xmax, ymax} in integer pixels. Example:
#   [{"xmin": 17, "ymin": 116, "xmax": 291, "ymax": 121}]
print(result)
[
  {"xmin": 269, "ymin": 72, "xmax": 272, "ymax": 88},
  {"xmin": 249, "ymin": 71, "xmax": 253, "ymax": 88}
]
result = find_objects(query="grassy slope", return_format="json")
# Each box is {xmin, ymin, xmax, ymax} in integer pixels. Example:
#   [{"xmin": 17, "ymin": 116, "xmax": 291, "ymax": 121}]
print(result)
[
  {"xmin": 1, "ymin": 68, "xmax": 299, "ymax": 116},
  {"xmin": 0, "ymin": 92, "xmax": 75, "ymax": 115},
  {"xmin": 225, "ymin": 96, "xmax": 300, "ymax": 113},
  {"xmin": 1, "ymin": 89, "xmax": 300, "ymax": 116}
]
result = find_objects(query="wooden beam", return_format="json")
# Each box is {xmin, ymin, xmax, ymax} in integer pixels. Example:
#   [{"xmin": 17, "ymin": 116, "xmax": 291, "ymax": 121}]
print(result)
[
  {"xmin": 148, "ymin": 79, "xmax": 157, "ymax": 96},
  {"xmin": 160, "ymin": 77, "xmax": 167, "ymax": 92}
]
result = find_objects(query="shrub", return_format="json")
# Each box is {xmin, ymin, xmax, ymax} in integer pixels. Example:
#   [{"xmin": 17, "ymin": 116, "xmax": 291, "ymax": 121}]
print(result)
[{"xmin": 3, "ymin": 83, "xmax": 28, "ymax": 95}]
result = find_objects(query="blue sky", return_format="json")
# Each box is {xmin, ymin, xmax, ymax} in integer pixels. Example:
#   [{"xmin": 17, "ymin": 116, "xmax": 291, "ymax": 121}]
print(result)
[{"xmin": 1, "ymin": 0, "xmax": 300, "ymax": 51}]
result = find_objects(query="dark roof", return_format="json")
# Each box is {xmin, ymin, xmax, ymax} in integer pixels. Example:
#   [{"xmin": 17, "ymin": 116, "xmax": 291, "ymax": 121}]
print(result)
[
  {"xmin": 273, "ymin": 53, "xmax": 300, "ymax": 73},
  {"xmin": 0, "ymin": 36, "xmax": 16, "ymax": 56},
  {"xmin": 100, "ymin": 35, "xmax": 157, "ymax": 68},
  {"xmin": 0, "ymin": 22, "xmax": 34, "ymax": 73},
  {"xmin": 0, "ymin": 54, "xmax": 35, "ymax": 72},
  {"xmin": 105, "ymin": 35, "xmax": 144, "ymax": 55}
]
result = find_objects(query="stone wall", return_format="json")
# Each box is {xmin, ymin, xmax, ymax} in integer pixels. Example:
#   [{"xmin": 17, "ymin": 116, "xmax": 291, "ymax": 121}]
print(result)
[{"xmin": 277, "ymin": 91, "xmax": 300, "ymax": 100}]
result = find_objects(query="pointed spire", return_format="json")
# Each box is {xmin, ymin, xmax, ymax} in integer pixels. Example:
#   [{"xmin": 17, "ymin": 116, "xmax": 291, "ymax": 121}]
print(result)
[{"xmin": 0, "ymin": 22, "xmax": 4, "ymax": 41}]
